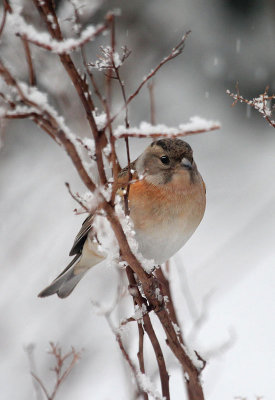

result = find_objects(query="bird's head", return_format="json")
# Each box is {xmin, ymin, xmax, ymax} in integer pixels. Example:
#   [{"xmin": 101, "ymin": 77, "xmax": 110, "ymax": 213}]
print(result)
[{"xmin": 136, "ymin": 138, "xmax": 197, "ymax": 185}]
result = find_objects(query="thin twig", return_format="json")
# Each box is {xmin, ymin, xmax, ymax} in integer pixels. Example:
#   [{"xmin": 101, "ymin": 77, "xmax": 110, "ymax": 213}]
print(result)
[
  {"xmin": 108, "ymin": 20, "xmax": 133, "ymax": 212},
  {"xmin": 0, "ymin": 0, "xmax": 12, "ymax": 39},
  {"xmin": 148, "ymin": 81, "xmax": 156, "ymax": 125},
  {"xmin": 31, "ymin": 373, "xmax": 51, "ymax": 400},
  {"xmin": 65, "ymin": 182, "xmax": 90, "ymax": 213},
  {"xmin": 227, "ymin": 85, "xmax": 275, "ymax": 128},
  {"xmin": 25, "ymin": 344, "xmax": 44, "ymax": 400},
  {"xmin": 30, "ymin": 343, "xmax": 81, "ymax": 400},
  {"xmin": 105, "ymin": 13, "xmax": 121, "ymax": 205},
  {"xmin": 81, "ymin": 46, "xmax": 107, "ymax": 111},
  {"xmin": 104, "ymin": 31, "xmax": 191, "ymax": 128},
  {"xmin": 21, "ymin": 36, "xmax": 36, "ymax": 85},
  {"xmin": 123, "ymin": 137, "xmax": 131, "ymax": 215},
  {"xmin": 50, "ymin": 345, "xmax": 80, "ymax": 400},
  {"xmin": 104, "ymin": 312, "xmax": 144, "ymax": 396}
]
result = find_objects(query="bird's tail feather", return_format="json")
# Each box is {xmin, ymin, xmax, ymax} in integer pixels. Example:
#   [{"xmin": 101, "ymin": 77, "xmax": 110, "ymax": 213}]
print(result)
[
  {"xmin": 38, "ymin": 239, "xmax": 106, "ymax": 298},
  {"xmin": 38, "ymin": 254, "xmax": 86, "ymax": 298}
]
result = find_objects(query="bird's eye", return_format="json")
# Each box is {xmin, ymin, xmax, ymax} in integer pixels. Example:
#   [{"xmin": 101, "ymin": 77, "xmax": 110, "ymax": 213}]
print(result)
[{"xmin": 160, "ymin": 155, "xmax": 170, "ymax": 165}]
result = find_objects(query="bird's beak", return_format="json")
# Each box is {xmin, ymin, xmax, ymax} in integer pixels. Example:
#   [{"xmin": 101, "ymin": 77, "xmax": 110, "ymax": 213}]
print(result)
[{"xmin": 181, "ymin": 157, "xmax": 193, "ymax": 170}]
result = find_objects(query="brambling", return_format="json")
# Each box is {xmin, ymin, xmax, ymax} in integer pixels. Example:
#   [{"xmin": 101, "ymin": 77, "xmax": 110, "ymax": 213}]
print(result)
[{"xmin": 38, "ymin": 138, "xmax": 206, "ymax": 298}]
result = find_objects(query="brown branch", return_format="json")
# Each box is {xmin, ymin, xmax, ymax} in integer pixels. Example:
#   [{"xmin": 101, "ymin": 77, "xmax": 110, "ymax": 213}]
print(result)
[
  {"xmin": 4, "ymin": 111, "xmax": 40, "ymax": 120},
  {"xmin": 137, "ymin": 323, "xmax": 146, "ymax": 373},
  {"xmin": 21, "ymin": 36, "xmax": 36, "ymax": 85},
  {"xmin": 155, "ymin": 267, "xmax": 185, "ymax": 346},
  {"xmin": 126, "ymin": 267, "xmax": 170, "ymax": 400}
]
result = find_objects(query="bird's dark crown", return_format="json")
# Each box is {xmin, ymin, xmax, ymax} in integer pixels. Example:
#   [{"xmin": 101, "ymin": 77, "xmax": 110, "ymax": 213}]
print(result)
[{"xmin": 151, "ymin": 138, "xmax": 193, "ymax": 163}]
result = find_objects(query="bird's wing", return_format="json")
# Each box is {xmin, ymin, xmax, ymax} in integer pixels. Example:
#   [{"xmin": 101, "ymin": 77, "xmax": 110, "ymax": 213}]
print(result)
[
  {"xmin": 69, "ymin": 214, "xmax": 94, "ymax": 256},
  {"xmin": 69, "ymin": 160, "xmax": 138, "ymax": 256}
]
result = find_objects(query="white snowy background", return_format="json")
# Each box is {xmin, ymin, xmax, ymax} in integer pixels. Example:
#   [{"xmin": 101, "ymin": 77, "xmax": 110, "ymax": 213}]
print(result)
[{"xmin": 0, "ymin": 0, "xmax": 275, "ymax": 399}]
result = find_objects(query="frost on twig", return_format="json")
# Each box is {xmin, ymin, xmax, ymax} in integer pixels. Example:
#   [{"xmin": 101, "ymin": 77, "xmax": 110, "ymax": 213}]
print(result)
[
  {"xmin": 88, "ymin": 45, "xmax": 131, "ymax": 71},
  {"xmin": 227, "ymin": 86, "xmax": 275, "ymax": 128}
]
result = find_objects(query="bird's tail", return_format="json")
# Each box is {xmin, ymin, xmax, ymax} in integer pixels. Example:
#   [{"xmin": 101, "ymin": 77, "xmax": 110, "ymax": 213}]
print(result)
[
  {"xmin": 38, "ymin": 254, "xmax": 85, "ymax": 298},
  {"xmin": 38, "ymin": 239, "xmax": 106, "ymax": 298}
]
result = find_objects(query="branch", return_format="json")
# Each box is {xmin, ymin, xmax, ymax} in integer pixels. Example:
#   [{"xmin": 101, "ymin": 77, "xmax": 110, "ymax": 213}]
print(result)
[
  {"xmin": 114, "ymin": 118, "xmax": 220, "ymax": 139},
  {"xmin": 17, "ymin": 23, "xmax": 108, "ymax": 54},
  {"xmin": 126, "ymin": 267, "xmax": 170, "ymax": 400},
  {"xmin": 155, "ymin": 267, "xmax": 185, "ymax": 346}
]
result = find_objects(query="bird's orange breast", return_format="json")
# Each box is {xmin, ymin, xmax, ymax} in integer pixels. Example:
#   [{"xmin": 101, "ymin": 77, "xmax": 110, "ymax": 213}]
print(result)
[{"xmin": 128, "ymin": 175, "xmax": 205, "ymax": 232}]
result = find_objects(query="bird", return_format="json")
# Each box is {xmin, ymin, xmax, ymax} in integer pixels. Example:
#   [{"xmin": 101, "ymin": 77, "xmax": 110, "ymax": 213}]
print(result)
[{"xmin": 38, "ymin": 138, "xmax": 206, "ymax": 298}]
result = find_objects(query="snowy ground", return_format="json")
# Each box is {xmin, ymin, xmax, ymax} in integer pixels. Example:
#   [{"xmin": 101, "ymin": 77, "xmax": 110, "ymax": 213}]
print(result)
[{"xmin": 1, "ymin": 1, "xmax": 275, "ymax": 399}]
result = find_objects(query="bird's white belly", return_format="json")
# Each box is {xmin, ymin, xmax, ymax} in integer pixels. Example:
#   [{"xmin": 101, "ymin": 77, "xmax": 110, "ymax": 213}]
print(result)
[{"xmin": 134, "ymin": 205, "xmax": 203, "ymax": 264}]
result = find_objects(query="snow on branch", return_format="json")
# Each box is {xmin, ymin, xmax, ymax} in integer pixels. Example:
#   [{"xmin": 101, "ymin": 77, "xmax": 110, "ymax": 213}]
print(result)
[
  {"xmin": 113, "ymin": 116, "xmax": 220, "ymax": 139},
  {"xmin": 227, "ymin": 86, "xmax": 275, "ymax": 128},
  {"xmin": 0, "ymin": 60, "xmax": 97, "ymax": 192},
  {"xmin": 7, "ymin": 8, "xmax": 108, "ymax": 54},
  {"xmin": 137, "ymin": 372, "xmax": 166, "ymax": 400}
]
